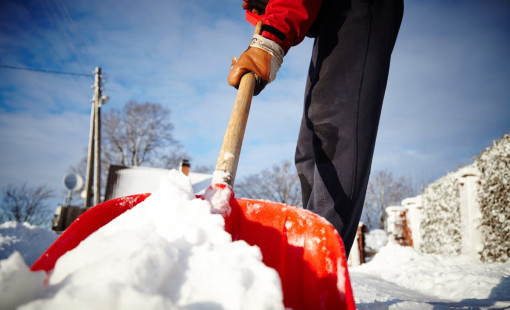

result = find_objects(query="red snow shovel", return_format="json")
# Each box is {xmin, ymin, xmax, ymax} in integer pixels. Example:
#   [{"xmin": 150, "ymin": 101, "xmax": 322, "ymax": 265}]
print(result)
[{"xmin": 31, "ymin": 48, "xmax": 355, "ymax": 310}]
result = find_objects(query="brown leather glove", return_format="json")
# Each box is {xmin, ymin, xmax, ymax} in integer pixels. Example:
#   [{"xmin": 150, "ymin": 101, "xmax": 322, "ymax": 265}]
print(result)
[{"xmin": 228, "ymin": 34, "xmax": 284, "ymax": 95}]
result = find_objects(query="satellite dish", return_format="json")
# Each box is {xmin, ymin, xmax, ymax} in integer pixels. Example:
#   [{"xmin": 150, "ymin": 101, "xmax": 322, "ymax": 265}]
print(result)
[{"xmin": 63, "ymin": 174, "xmax": 84, "ymax": 192}]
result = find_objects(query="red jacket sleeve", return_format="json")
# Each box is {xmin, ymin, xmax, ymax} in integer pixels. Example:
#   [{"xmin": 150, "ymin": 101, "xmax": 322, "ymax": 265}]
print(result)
[{"xmin": 260, "ymin": 0, "xmax": 322, "ymax": 53}]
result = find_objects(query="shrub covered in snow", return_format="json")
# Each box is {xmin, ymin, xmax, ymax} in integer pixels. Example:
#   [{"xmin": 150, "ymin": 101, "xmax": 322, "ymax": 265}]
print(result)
[
  {"xmin": 420, "ymin": 171, "xmax": 461, "ymax": 256},
  {"xmin": 476, "ymin": 134, "xmax": 510, "ymax": 263},
  {"xmin": 417, "ymin": 134, "xmax": 509, "ymax": 262}
]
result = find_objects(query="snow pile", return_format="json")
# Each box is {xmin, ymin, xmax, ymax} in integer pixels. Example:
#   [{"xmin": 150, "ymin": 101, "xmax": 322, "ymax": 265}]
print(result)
[
  {"xmin": 0, "ymin": 253, "xmax": 47, "ymax": 310},
  {"xmin": 477, "ymin": 133, "xmax": 510, "ymax": 263},
  {"xmin": 364, "ymin": 229, "xmax": 388, "ymax": 253},
  {"xmin": 420, "ymin": 171, "xmax": 461, "ymax": 255},
  {"xmin": 352, "ymin": 243, "xmax": 510, "ymax": 303},
  {"xmin": 0, "ymin": 221, "xmax": 57, "ymax": 266},
  {"xmin": 1, "ymin": 170, "xmax": 284, "ymax": 310}
]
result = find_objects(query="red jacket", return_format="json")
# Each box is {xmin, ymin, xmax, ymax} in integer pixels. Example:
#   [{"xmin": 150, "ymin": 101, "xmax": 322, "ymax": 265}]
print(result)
[{"xmin": 259, "ymin": 0, "xmax": 323, "ymax": 53}]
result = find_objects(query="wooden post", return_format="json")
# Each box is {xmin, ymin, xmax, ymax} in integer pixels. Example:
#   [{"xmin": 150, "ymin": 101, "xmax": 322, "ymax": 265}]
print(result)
[
  {"xmin": 84, "ymin": 67, "xmax": 104, "ymax": 208},
  {"xmin": 93, "ymin": 67, "xmax": 102, "ymax": 206}
]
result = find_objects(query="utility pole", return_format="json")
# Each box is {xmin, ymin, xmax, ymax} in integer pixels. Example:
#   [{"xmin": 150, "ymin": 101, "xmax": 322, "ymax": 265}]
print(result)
[
  {"xmin": 93, "ymin": 67, "xmax": 102, "ymax": 207},
  {"xmin": 84, "ymin": 67, "xmax": 107, "ymax": 208}
]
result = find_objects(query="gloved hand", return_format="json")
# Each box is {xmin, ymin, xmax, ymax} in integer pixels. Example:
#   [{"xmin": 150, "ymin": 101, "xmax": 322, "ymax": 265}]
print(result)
[
  {"xmin": 228, "ymin": 34, "xmax": 284, "ymax": 95},
  {"xmin": 243, "ymin": 0, "xmax": 269, "ymax": 15}
]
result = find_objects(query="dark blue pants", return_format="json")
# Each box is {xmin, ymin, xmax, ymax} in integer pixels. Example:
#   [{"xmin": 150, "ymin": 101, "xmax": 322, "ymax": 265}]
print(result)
[{"xmin": 295, "ymin": 0, "xmax": 403, "ymax": 256}]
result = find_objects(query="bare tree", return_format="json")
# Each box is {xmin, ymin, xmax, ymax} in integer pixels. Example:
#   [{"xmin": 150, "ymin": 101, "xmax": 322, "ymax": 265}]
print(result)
[
  {"xmin": 102, "ymin": 101, "xmax": 178, "ymax": 167},
  {"xmin": 192, "ymin": 165, "xmax": 215, "ymax": 174},
  {"xmin": 0, "ymin": 183, "xmax": 54, "ymax": 226},
  {"xmin": 160, "ymin": 145, "xmax": 191, "ymax": 170},
  {"xmin": 362, "ymin": 169, "xmax": 415, "ymax": 230},
  {"xmin": 235, "ymin": 161, "xmax": 302, "ymax": 207},
  {"xmin": 69, "ymin": 101, "xmax": 189, "ymax": 204}
]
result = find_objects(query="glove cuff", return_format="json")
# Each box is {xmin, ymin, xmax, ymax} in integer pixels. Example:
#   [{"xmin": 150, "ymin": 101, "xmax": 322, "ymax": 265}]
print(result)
[
  {"xmin": 250, "ymin": 34, "xmax": 284, "ymax": 66},
  {"xmin": 249, "ymin": 34, "xmax": 284, "ymax": 82}
]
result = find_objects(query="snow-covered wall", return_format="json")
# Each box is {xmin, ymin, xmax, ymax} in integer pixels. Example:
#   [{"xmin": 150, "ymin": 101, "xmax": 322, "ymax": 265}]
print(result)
[
  {"xmin": 386, "ymin": 206, "xmax": 410, "ymax": 246},
  {"xmin": 402, "ymin": 196, "xmax": 423, "ymax": 250},
  {"xmin": 419, "ymin": 171, "xmax": 462, "ymax": 256},
  {"xmin": 476, "ymin": 134, "xmax": 510, "ymax": 263},
  {"xmin": 417, "ymin": 134, "xmax": 509, "ymax": 262},
  {"xmin": 457, "ymin": 165, "xmax": 483, "ymax": 261}
]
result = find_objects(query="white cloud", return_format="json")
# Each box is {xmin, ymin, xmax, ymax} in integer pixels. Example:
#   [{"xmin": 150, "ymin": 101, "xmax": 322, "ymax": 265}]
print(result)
[{"xmin": 0, "ymin": 112, "xmax": 89, "ymax": 192}]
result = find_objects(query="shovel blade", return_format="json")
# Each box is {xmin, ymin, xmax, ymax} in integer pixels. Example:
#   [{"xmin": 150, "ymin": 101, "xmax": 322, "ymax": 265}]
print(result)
[
  {"xmin": 31, "ymin": 193, "xmax": 355, "ymax": 310},
  {"xmin": 224, "ymin": 198, "xmax": 355, "ymax": 310}
]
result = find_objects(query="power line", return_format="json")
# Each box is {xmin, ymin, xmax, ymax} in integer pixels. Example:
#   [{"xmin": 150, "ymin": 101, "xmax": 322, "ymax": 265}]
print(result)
[
  {"xmin": 39, "ymin": 0, "xmax": 90, "ymax": 74},
  {"xmin": 0, "ymin": 64, "xmax": 92, "ymax": 77},
  {"xmin": 54, "ymin": 0, "xmax": 94, "ymax": 63},
  {"xmin": 15, "ymin": 0, "xmax": 92, "ymax": 96},
  {"xmin": 16, "ymin": 0, "xmax": 73, "ymax": 74}
]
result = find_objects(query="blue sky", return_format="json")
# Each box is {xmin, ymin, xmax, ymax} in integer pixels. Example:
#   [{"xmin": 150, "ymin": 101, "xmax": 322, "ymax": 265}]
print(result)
[{"xmin": 1, "ymin": 0, "xmax": 509, "ymax": 204}]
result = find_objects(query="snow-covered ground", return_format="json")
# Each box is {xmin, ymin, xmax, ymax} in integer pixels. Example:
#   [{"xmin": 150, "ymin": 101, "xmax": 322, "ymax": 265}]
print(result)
[
  {"xmin": 0, "ymin": 221, "xmax": 57, "ymax": 266},
  {"xmin": 1, "ymin": 170, "xmax": 509, "ymax": 310},
  {"xmin": 350, "ymin": 244, "xmax": 510, "ymax": 309}
]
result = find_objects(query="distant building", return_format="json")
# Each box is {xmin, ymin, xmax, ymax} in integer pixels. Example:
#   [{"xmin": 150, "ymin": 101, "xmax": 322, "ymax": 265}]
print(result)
[{"xmin": 105, "ymin": 165, "xmax": 212, "ymax": 201}]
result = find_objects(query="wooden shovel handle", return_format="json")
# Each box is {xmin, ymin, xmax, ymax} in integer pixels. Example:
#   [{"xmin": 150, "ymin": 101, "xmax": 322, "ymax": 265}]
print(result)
[
  {"xmin": 214, "ymin": 73, "xmax": 256, "ymax": 186},
  {"xmin": 213, "ymin": 22, "xmax": 261, "ymax": 187}
]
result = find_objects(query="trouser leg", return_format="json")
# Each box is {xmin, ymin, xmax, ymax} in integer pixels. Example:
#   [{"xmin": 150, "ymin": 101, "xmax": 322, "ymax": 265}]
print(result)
[{"xmin": 295, "ymin": 0, "xmax": 403, "ymax": 256}]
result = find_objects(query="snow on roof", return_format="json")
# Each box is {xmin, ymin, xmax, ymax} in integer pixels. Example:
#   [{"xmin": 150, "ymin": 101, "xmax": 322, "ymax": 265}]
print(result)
[{"xmin": 105, "ymin": 165, "xmax": 212, "ymax": 200}]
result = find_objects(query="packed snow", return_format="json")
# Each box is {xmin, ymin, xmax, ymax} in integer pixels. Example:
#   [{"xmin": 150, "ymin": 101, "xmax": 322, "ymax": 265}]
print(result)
[{"xmin": 1, "ymin": 170, "xmax": 509, "ymax": 310}]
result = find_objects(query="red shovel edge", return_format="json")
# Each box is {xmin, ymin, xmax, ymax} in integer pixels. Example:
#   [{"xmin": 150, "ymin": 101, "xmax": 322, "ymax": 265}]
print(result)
[{"xmin": 31, "ymin": 71, "xmax": 356, "ymax": 310}]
